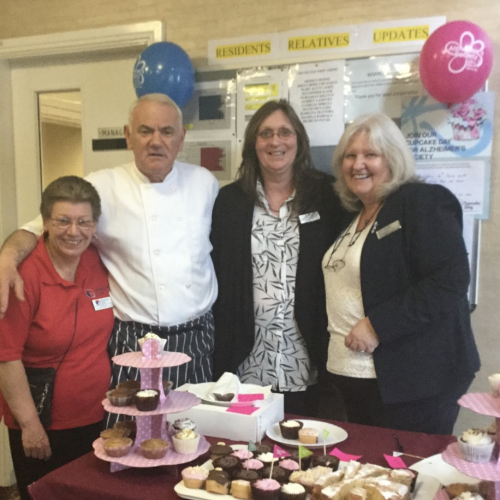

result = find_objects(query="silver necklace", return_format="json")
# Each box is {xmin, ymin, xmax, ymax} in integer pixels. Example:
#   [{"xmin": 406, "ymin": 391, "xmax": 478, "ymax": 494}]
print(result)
[{"xmin": 324, "ymin": 205, "xmax": 381, "ymax": 272}]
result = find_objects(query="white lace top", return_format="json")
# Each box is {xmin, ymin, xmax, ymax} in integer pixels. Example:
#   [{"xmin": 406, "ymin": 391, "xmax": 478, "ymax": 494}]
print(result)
[{"xmin": 322, "ymin": 214, "xmax": 377, "ymax": 379}]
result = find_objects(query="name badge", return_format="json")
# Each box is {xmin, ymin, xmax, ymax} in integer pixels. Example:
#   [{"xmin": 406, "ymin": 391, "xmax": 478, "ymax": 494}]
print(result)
[
  {"xmin": 92, "ymin": 297, "xmax": 113, "ymax": 311},
  {"xmin": 299, "ymin": 212, "xmax": 320, "ymax": 224},
  {"xmin": 376, "ymin": 220, "xmax": 402, "ymax": 240}
]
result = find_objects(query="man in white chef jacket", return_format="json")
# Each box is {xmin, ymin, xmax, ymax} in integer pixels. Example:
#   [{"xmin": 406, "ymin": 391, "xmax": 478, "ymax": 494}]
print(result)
[{"xmin": 0, "ymin": 94, "xmax": 219, "ymax": 425}]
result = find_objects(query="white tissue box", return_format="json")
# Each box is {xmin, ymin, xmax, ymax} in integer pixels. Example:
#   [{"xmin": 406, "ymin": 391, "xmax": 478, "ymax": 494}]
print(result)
[{"xmin": 167, "ymin": 391, "xmax": 284, "ymax": 442}]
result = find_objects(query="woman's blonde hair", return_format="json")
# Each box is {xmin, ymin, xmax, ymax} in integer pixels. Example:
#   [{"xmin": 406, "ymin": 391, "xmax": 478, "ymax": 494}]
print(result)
[{"xmin": 332, "ymin": 113, "xmax": 419, "ymax": 211}]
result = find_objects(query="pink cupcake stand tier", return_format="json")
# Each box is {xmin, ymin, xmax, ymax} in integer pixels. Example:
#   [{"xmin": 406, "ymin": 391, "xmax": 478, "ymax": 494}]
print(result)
[
  {"xmin": 94, "ymin": 339, "xmax": 209, "ymax": 472},
  {"xmin": 441, "ymin": 393, "xmax": 500, "ymax": 500}
]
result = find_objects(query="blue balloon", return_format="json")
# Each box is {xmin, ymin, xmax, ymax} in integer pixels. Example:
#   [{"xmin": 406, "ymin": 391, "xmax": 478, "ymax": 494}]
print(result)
[{"xmin": 133, "ymin": 42, "xmax": 195, "ymax": 108}]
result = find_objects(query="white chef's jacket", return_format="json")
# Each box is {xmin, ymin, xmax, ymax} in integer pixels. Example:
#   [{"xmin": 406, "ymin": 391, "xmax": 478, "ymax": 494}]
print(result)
[{"xmin": 21, "ymin": 161, "xmax": 219, "ymax": 327}]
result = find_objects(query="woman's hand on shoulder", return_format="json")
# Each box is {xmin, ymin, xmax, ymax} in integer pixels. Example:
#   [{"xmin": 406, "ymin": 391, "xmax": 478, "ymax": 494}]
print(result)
[
  {"xmin": 345, "ymin": 317, "xmax": 380, "ymax": 354},
  {"xmin": 21, "ymin": 420, "xmax": 51, "ymax": 460}
]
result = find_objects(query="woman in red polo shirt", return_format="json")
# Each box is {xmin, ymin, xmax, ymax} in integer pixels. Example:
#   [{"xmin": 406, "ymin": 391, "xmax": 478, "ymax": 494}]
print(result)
[{"xmin": 0, "ymin": 176, "xmax": 114, "ymax": 500}]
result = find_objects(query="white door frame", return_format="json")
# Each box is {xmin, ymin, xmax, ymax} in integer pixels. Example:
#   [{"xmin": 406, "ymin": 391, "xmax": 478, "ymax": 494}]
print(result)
[{"xmin": 0, "ymin": 22, "xmax": 164, "ymax": 242}]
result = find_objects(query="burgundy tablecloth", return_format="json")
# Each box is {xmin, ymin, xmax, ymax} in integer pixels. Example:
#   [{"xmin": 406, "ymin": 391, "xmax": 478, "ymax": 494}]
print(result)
[{"xmin": 28, "ymin": 418, "xmax": 456, "ymax": 500}]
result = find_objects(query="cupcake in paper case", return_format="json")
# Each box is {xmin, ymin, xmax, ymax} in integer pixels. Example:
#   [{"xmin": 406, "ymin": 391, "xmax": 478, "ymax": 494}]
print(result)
[
  {"xmin": 298, "ymin": 427, "xmax": 319, "ymax": 444},
  {"xmin": 140, "ymin": 438, "xmax": 169, "ymax": 459},
  {"xmin": 251, "ymin": 478, "xmax": 281, "ymax": 500},
  {"xmin": 172, "ymin": 429, "xmax": 200, "ymax": 454},
  {"xmin": 488, "ymin": 371, "xmax": 500, "ymax": 397},
  {"xmin": 458, "ymin": 428, "xmax": 494, "ymax": 463},
  {"xmin": 138, "ymin": 332, "xmax": 167, "ymax": 353},
  {"xmin": 173, "ymin": 417, "xmax": 197, "ymax": 432},
  {"xmin": 134, "ymin": 389, "xmax": 160, "ymax": 411},
  {"xmin": 279, "ymin": 419, "xmax": 303, "ymax": 440},
  {"xmin": 231, "ymin": 448, "xmax": 254, "ymax": 462},
  {"xmin": 448, "ymin": 98, "xmax": 486, "ymax": 141},
  {"xmin": 181, "ymin": 466, "xmax": 209, "ymax": 489},
  {"xmin": 232, "ymin": 479, "xmax": 252, "ymax": 500},
  {"xmin": 106, "ymin": 388, "xmax": 135, "ymax": 407},
  {"xmin": 103, "ymin": 437, "xmax": 133, "ymax": 457},
  {"xmin": 280, "ymin": 483, "xmax": 306, "ymax": 500}
]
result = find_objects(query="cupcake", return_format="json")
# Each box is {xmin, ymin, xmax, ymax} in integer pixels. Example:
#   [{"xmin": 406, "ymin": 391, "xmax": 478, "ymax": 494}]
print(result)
[
  {"xmin": 172, "ymin": 429, "xmax": 200, "ymax": 454},
  {"xmin": 163, "ymin": 380, "xmax": 174, "ymax": 395},
  {"xmin": 100, "ymin": 428, "xmax": 128, "ymax": 440},
  {"xmin": 206, "ymin": 468, "xmax": 231, "ymax": 494},
  {"xmin": 458, "ymin": 429, "xmax": 494, "ymax": 463},
  {"xmin": 232, "ymin": 479, "xmax": 252, "ymax": 500},
  {"xmin": 210, "ymin": 442, "xmax": 233, "ymax": 461},
  {"xmin": 232, "ymin": 469, "xmax": 260, "ymax": 482},
  {"xmin": 116, "ymin": 379, "xmax": 141, "ymax": 392},
  {"xmin": 255, "ymin": 452, "xmax": 278, "ymax": 467},
  {"xmin": 213, "ymin": 455, "xmax": 241, "ymax": 475},
  {"xmin": 181, "ymin": 466, "xmax": 209, "ymax": 489},
  {"xmin": 310, "ymin": 455, "xmax": 339, "ymax": 470},
  {"xmin": 242, "ymin": 458, "xmax": 264, "ymax": 476},
  {"xmin": 114, "ymin": 419, "xmax": 137, "ymax": 440},
  {"xmin": 279, "ymin": 420, "xmax": 303, "ymax": 440},
  {"xmin": 280, "ymin": 483, "xmax": 306, "ymax": 500},
  {"xmin": 279, "ymin": 459, "xmax": 300, "ymax": 479},
  {"xmin": 289, "ymin": 450, "xmax": 312, "ymax": 471},
  {"xmin": 138, "ymin": 332, "xmax": 166, "ymax": 351},
  {"xmin": 134, "ymin": 389, "xmax": 160, "ymax": 411},
  {"xmin": 262, "ymin": 465, "xmax": 287, "ymax": 484},
  {"xmin": 106, "ymin": 388, "xmax": 134, "ymax": 407},
  {"xmin": 251, "ymin": 478, "xmax": 281, "ymax": 500},
  {"xmin": 232, "ymin": 448, "xmax": 254, "ymax": 461},
  {"xmin": 103, "ymin": 437, "xmax": 133, "ymax": 457},
  {"xmin": 140, "ymin": 438, "xmax": 169, "ymax": 459},
  {"xmin": 254, "ymin": 444, "xmax": 272, "ymax": 455},
  {"xmin": 298, "ymin": 428, "xmax": 318, "ymax": 444},
  {"xmin": 173, "ymin": 417, "xmax": 197, "ymax": 432}
]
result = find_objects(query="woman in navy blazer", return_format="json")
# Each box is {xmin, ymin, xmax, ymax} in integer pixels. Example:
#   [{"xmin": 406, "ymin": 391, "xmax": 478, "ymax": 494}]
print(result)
[{"xmin": 323, "ymin": 113, "xmax": 480, "ymax": 434}]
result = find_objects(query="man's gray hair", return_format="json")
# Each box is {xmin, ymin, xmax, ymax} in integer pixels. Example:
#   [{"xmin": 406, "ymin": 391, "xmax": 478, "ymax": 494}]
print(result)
[
  {"xmin": 128, "ymin": 93, "xmax": 183, "ymax": 129},
  {"xmin": 332, "ymin": 113, "xmax": 420, "ymax": 212}
]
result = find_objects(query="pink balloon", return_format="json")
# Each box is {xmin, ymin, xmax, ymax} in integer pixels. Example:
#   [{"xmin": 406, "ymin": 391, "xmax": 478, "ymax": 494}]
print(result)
[{"xmin": 419, "ymin": 21, "xmax": 493, "ymax": 104}]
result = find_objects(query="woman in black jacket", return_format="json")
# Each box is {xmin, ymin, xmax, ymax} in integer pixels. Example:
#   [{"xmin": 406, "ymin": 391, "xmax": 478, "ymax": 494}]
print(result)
[{"xmin": 211, "ymin": 100, "xmax": 346, "ymax": 416}]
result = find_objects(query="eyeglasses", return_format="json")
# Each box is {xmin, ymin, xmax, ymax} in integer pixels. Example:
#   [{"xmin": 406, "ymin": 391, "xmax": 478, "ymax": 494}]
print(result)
[
  {"xmin": 50, "ymin": 218, "xmax": 96, "ymax": 230},
  {"xmin": 256, "ymin": 128, "xmax": 296, "ymax": 140}
]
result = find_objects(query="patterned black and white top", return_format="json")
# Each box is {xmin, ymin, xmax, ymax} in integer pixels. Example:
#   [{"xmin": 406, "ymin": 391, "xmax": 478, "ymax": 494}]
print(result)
[{"xmin": 236, "ymin": 181, "xmax": 317, "ymax": 392}]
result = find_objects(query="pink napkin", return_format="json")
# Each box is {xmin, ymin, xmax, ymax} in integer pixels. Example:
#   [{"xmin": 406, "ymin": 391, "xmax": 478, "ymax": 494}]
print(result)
[
  {"xmin": 384, "ymin": 454, "xmax": 407, "ymax": 469},
  {"xmin": 329, "ymin": 448, "xmax": 362, "ymax": 461},
  {"xmin": 238, "ymin": 394, "xmax": 264, "ymax": 402},
  {"xmin": 226, "ymin": 406, "xmax": 259, "ymax": 415}
]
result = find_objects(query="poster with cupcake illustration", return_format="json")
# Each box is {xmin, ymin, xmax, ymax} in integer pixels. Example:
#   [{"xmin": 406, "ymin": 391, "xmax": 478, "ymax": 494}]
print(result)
[{"xmin": 400, "ymin": 91, "xmax": 495, "ymax": 161}]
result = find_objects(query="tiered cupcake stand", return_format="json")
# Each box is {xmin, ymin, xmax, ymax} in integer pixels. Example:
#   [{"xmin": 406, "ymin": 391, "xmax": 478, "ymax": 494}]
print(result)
[
  {"xmin": 93, "ymin": 339, "xmax": 209, "ymax": 472},
  {"xmin": 442, "ymin": 393, "xmax": 500, "ymax": 500}
]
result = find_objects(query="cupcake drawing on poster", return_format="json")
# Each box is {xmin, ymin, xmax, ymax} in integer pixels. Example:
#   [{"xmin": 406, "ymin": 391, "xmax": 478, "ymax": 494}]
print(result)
[{"xmin": 448, "ymin": 98, "xmax": 487, "ymax": 141}]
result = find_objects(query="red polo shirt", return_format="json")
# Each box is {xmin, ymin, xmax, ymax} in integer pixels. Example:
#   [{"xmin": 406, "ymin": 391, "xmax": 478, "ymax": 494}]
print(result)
[{"xmin": 0, "ymin": 239, "xmax": 114, "ymax": 430}]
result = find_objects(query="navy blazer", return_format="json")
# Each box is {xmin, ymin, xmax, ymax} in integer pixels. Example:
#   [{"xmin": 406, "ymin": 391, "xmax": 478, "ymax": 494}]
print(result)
[
  {"xmin": 211, "ymin": 175, "xmax": 346, "ymax": 381},
  {"xmin": 357, "ymin": 183, "xmax": 480, "ymax": 404}
]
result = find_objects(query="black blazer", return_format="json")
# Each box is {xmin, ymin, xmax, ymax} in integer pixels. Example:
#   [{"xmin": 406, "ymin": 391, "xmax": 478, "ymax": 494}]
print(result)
[
  {"xmin": 211, "ymin": 174, "xmax": 346, "ymax": 381},
  {"xmin": 358, "ymin": 183, "xmax": 480, "ymax": 404}
]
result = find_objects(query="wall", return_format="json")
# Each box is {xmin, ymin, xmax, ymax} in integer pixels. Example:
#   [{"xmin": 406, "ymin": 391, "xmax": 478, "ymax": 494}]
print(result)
[{"xmin": 0, "ymin": 0, "xmax": 498, "ymax": 434}]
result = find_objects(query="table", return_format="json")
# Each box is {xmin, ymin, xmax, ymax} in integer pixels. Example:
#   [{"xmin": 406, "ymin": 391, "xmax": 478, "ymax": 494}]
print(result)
[{"xmin": 28, "ymin": 418, "xmax": 456, "ymax": 500}]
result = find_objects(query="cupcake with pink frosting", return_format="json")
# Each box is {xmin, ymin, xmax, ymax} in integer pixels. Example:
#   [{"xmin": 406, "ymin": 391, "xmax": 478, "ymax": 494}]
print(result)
[{"xmin": 251, "ymin": 478, "xmax": 281, "ymax": 500}]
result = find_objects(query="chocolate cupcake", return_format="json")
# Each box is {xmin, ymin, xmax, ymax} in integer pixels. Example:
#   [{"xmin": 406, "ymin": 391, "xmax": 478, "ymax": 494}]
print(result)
[
  {"xmin": 232, "ymin": 448, "xmax": 254, "ymax": 462},
  {"xmin": 210, "ymin": 442, "xmax": 233, "ymax": 461},
  {"xmin": 116, "ymin": 379, "xmax": 141, "ymax": 392},
  {"xmin": 251, "ymin": 478, "xmax": 281, "ymax": 500},
  {"xmin": 242, "ymin": 458, "xmax": 264, "ymax": 476},
  {"xmin": 279, "ymin": 420, "xmax": 303, "ymax": 440},
  {"xmin": 289, "ymin": 450, "xmax": 312, "ymax": 471},
  {"xmin": 163, "ymin": 380, "xmax": 174, "ymax": 395},
  {"xmin": 213, "ymin": 455, "xmax": 241, "ymax": 475},
  {"xmin": 262, "ymin": 465, "xmax": 288, "ymax": 484},
  {"xmin": 255, "ymin": 452, "xmax": 278, "ymax": 468},
  {"xmin": 173, "ymin": 418, "xmax": 197, "ymax": 432},
  {"xmin": 254, "ymin": 444, "xmax": 272, "ymax": 455},
  {"xmin": 114, "ymin": 419, "xmax": 137, "ymax": 440},
  {"xmin": 278, "ymin": 459, "xmax": 300, "ymax": 479},
  {"xmin": 232, "ymin": 469, "xmax": 261, "ymax": 481},
  {"xmin": 280, "ymin": 483, "xmax": 306, "ymax": 500},
  {"xmin": 106, "ymin": 388, "xmax": 134, "ymax": 407},
  {"xmin": 134, "ymin": 389, "xmax": 160, "ymax": 411},
  {"xmin": 206, "ymin": 468, "xmax": 231, "ymax": 494},
  {"xmin": 310, "ymin": 455, "xmax": 339, "ymax": 470}
]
